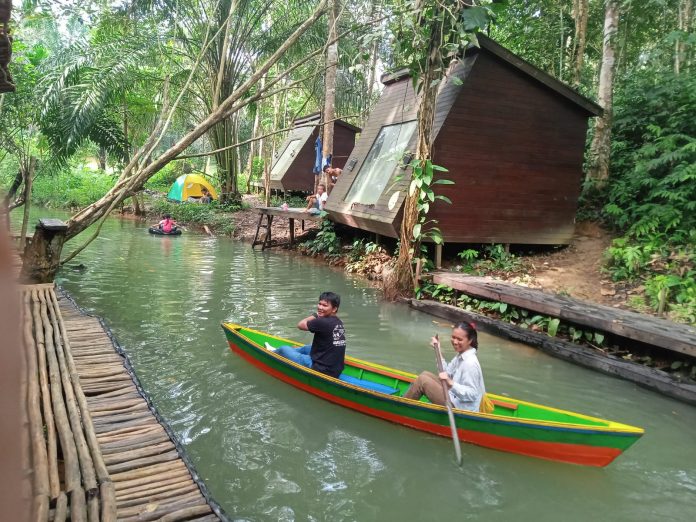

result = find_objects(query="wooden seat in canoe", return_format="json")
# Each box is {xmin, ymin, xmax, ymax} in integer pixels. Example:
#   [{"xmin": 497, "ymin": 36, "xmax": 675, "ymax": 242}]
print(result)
[{"xmin": 339, "ymin": 374, "xmax": 399, "ymax": 395}]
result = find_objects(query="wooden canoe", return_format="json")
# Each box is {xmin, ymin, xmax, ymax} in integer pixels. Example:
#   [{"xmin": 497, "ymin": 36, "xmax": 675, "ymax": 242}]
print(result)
[{"xmin": 221, "ymin": 323, "xmax": 644, "ymax": 467}]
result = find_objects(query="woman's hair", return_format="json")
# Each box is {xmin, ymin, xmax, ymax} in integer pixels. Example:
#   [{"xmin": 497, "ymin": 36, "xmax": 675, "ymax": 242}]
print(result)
[
  {"xmin": 453, "ymin": 322, "xmax": 478, "ymax": 348},
  {"xmin": 163, "ymin": 214, "xmax": 171, "ymax": 219}
]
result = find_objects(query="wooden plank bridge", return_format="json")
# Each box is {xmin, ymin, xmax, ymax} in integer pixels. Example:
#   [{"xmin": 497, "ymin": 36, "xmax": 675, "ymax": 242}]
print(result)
[
  {"xmin": 22, "ymin": 283, "xmax": 225, "ymax": 521},
  {"xmin": 431, "ymin": 273, "xmax": 696, "ymax": 357},
  {"xmin": 251, "ymin": 206, "xmax": 322, "ymax": 250}
]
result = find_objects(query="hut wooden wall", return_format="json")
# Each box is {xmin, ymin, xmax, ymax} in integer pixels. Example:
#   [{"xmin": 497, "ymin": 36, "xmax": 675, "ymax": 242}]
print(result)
[{"xmin": 430, "ymin": 51, "xmax": 590, "ymax": 244}]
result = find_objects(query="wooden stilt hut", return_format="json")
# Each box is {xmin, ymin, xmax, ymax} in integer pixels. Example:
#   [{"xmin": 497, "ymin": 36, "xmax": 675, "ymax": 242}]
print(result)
[
  {"xmin": 268, "ymin": 113, "xmax": 360, "ymax": 192},
  {"xmin": 325, "ymin": 35, "xmax": 602, "ymax": 245}
]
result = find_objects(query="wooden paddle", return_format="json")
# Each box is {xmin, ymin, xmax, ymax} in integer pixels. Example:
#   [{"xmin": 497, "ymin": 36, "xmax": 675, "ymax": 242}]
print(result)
[{"xmin": 433, "ymin": 334, "xmax": 463, "ymax": 466}]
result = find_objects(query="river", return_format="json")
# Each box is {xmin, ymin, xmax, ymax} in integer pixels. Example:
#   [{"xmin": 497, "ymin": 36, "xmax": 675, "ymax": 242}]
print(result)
[{"xmin": 21, "ymin": 211, "xmax": 695, "ymax": 521}]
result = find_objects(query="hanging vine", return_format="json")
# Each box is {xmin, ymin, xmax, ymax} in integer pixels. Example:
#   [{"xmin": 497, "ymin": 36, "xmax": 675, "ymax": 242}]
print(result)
[{"xmin": 384, "ymin": 0, "xmax": 496, "ymax": 297}]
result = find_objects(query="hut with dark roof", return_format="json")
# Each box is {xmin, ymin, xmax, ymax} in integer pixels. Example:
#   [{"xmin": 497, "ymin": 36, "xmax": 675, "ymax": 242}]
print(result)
[
  {"xmin": 325, "ymin": 35, "xmax": 602, "ymax": 247},
  {"xmin": 267, "ymin": 113, "xmax": 360, "ymax": 192}
]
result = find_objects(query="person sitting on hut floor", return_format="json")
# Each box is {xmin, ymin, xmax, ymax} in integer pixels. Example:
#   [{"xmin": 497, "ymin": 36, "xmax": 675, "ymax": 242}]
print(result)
[
  {"xmin": 272, "ymin": 292, "xmax": 346, "ymax": 378},
  {"xmin": 200, "ymin": 187, "xmax": 212, "ymax": 204},
  {"xmin": 327, "ymin": 166, "xmax": 342, "ymax": 195},
  {"xmin": 404, "ymin": 322, "xmax": 491, "ymax": 413},
  {"xmin": 305, "ymin": 182, "xmax": 328, "ymax": 213},
  {"xmin": 157, "ymin": 214, "xmax": 178, "ymax": 234}
]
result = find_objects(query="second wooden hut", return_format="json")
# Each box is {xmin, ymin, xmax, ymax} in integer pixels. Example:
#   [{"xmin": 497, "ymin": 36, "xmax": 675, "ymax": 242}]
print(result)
[
  {"xmin": 268, "ymin": 113, "xmax": 360, "ymax": 192},
  {"xmin": 325, "ymin": 35, "xmax": 602, "ymax": 246}
]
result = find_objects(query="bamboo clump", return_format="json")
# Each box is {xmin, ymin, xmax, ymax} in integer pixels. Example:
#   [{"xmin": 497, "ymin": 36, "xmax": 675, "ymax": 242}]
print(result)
[{"xmin": 21, "ymin": 285, "xmax": 221, "ymax": 521}]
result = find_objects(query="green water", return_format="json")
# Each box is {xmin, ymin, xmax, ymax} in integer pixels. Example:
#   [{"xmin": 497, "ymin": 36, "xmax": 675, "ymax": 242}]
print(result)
[{"xmin": 25, "ymin": 211, "xmax": 695, "ymax": 521}]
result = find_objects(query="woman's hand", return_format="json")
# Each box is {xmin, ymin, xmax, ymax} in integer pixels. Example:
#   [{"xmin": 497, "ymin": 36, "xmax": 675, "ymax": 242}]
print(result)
[
  {"xmin": 430, "ymin": 336, "xmax": 440, "ymax": 350},
  {"xmin": 438, "ymin": 371, "xmax": 452, "ymax": 387}
]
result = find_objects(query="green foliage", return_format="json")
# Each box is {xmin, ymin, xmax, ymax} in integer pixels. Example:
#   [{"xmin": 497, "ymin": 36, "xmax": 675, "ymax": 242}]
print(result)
[
  {"xmin": 30, "ymin": 168, "xmax": 116, "ymax": 208},
  {"xmin": 408, "ymin": 159, "xmax": 453, "ymax": 246},
  {"xmin": 269, "ymin": 194, "xmax": 307, "ymax": 209},
  {"xmin": 417, "ymin": 283, "xmax": 609, "ymax": 344},
  {"xmin": 145, "ymin": 164, "xmax": 182, "ymax": 193},
  {"xmin": 151, "ymin": 199, "xmax": 216, "ymax": 224},
  {"xmin": 606, "ymin": 71, "xmax": 695, "ymax": 242},
  {"xmin": 457, "ymin": 248, "xmax": 479, "ymax": 266},
  {"xmin": 302, "ymin": 218, "xmax": 341, "ymax": 258},
  {"xmin": 347, "ymin": 239, "xmax": 382, "ymax": 263},
  {"xmin": 456, "ymin": 244, "xmax": 523, "ymax": 275}
]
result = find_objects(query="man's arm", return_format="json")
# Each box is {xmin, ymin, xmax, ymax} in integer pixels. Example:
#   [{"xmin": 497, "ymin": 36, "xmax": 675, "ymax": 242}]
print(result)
[{"xmin": 297, "ymin": 313, "xmax": 318, "ymax": 331}]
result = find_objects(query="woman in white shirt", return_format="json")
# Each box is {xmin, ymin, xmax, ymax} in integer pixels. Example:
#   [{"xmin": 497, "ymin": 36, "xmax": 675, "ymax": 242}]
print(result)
[{"xmin": 403, "ymin": 322, "xmax": 486, "ymax": 412}]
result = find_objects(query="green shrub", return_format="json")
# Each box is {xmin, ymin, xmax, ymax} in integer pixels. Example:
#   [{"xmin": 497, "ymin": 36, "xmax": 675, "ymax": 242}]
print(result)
[
  {"xmin": 606, "ymin": 72, "xmax": 696, "ymax": 241},
  {"xmin": 150, "ymin": 199, "xmax": 216, "ymax": 224},
  {"xmin": 146, "ymin": 164, "xmax": 182, "ymax": 193},
  {"xmin": 302, "ymin": 217, "xmax": 340, "ymax": 257},
  {"xmin": 31, "ymin": 168, "xmax": 116, "ymax": 208}
]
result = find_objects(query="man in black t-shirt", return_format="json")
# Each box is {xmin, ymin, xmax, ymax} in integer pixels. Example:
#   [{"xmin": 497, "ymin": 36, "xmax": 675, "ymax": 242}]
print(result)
[{"xmin": 275, "ymin": 292, "xmax": 346, "ymax": 378}]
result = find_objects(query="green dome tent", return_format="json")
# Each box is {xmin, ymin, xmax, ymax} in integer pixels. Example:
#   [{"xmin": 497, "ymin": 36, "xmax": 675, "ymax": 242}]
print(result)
[{"xmin": 167, "ymin": 174, "xmax": 218, "ymax": 202}]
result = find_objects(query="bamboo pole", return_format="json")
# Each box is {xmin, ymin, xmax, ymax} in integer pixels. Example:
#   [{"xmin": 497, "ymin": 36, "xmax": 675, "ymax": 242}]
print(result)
[
  {"xmin": 102, "ymin": 441, "xmax": 175, "ymax": 465},
  {"xmin": 109, "ymin": 461, "xmax": 183, "ymax": 482},
  {"xmin": 116, "ymin": 489, "xmax": 200, "ymax": 510},
  {"xmin": 69, "ymin": 487, "xmax": 86, "ymax": 522},
  {"xmin": 87, "ymin": 494, "xmax": 99, "ymax": 522},
  {"xmin": 40, "ymin": 291, "xmax": 98, "ymax": 495},
  {"xmin": 26, "ymin": 291, "xmax": 60, "ymax": 499},
  {"xmin": 115, "ymin": 478, "xmax": 196, "ymax": 501},
  {"xmin": 100, "ymin": 481, "xmax": 117, "ymax": 522},
  {"xmin": 32, "ymin": 290, "xmax": 82, "ymax": 493},
  {"xmin": 22, "ymin": 292, "xmax": 51, "ymax": 509},
  {"xmin": 47, "ymin": 291, "xmax": 117, "ymax": 522},
  {"xmin": 120, "ymin": 499, "xmax": 208, "ymax": 522},
  {"xmin": 53, "ymin": 492, "xmax": 68, "ymax": 522},
  {"xmin": 156, "ymin": 504, "xmax": 211, "ymax": 522},
  {"xmin": 112, "ymin": 468, "xmax": 190, "ymax": 491},
  {"xmin": 100, "ymin": 434, "xmax": 171, "ymax": 454}
]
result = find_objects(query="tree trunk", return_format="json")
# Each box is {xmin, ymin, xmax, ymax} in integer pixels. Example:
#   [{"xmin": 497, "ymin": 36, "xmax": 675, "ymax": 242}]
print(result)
[
  {"xmin": 245, "ymin": 98, "xmax": 261, "ymax": 194},
  {"xmin": 19, "ymin": 157, "xmax": 36, "ymax": 251},
  {"xmin": 20, "ymin": 219, "xmax": 68, "ymax": 284},
  {"xmin": 364, "ymin": 2, "xmax": 380, "ymax": 125},
  {"xmin": 586, "ymin": 0, "xmax": 619, "ymax": 187},
  {"xmin": 387, "ymin": 8, "xmax": 442, "ymax": 298},
  {"xmin": 98, "ymin": 146, "xmax": 107, "ymax": 171},
  {"xmin": 2, "ymin": 169, "xmax": 23, "ymax": 230},
  {"xmin": 320, "ymin": 0, "xmax": 339, "ymax": 191},
  {"xmin": 571, "ymin": 0, "xmax": 589, "ymax": 88},
  {"xmin": 131, "ymin": 192, "xmax": 143, "ymax": 216},
  {"xmin": 675, "ymin": 0, "xmax": 693, "ymax": 74}
]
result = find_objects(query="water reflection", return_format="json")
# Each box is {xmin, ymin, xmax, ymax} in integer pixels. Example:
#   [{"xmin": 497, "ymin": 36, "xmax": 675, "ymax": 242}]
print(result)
[{"xmin": 33, "ymin": 210, "xmax": 695, "ymax": 522}]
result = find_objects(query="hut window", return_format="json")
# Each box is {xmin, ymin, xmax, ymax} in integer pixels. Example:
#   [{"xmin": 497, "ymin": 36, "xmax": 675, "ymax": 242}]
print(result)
[
  {"xmin": 270, "ymin": 118, "xmax": 315, "ymax": 180},
  {"xmin": 270, "ymin": 138, "xmax": 302, "ymax": 180},
  {"xmin": 345, "ymin": 120, "xmax": 417, "ymax": 205}
]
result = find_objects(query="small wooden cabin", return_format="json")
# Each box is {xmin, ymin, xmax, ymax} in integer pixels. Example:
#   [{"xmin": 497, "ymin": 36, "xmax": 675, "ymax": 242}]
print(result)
[
  {"xmin": 325, "ymin": 35, "xmax": 602, "ymax": 245},
  {"xmin": 268, "ymin": 113, "xmax": 361, "ymax": 192}
]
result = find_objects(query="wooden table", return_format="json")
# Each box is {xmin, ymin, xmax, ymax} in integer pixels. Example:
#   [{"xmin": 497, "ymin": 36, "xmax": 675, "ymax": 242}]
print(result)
[{"xmin": 251, "ymin": 207, "xmax": 323, "ymax": 250}]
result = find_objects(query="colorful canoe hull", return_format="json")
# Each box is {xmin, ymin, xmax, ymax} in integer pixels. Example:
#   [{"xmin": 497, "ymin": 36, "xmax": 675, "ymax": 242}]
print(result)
[{"xmin": 222, "ymin": 323, "xmax": 644, "ymax": 467}]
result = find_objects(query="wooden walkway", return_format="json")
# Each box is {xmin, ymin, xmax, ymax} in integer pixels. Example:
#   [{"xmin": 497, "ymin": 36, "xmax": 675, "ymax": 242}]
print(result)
[
  {"xmin": 22, "ymin": 283, "xmax": 225, "ymax": 521},
  {"xmin": 252, "ymin": 206, "xmax": 322, "ymax": 250},
  {"xmin": 432, "ymin": 274, "xmax": 696, "ymax": 357}
]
